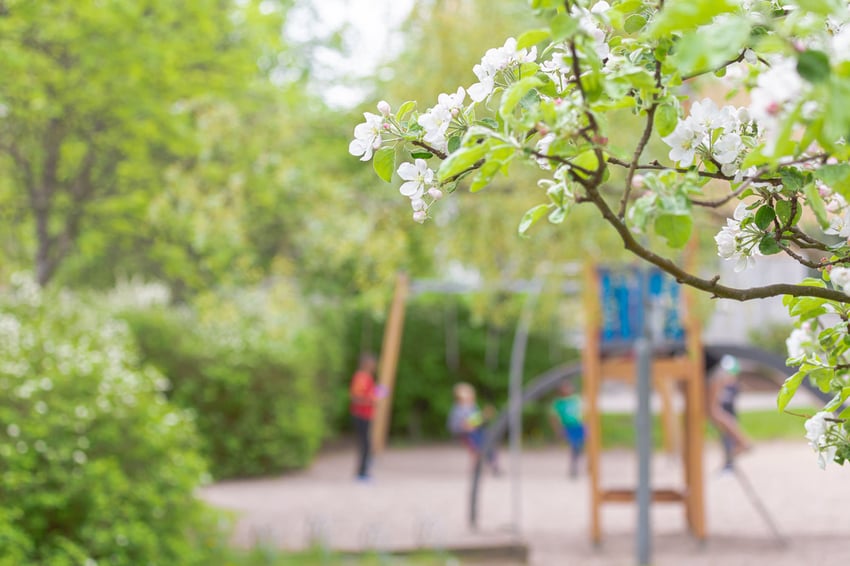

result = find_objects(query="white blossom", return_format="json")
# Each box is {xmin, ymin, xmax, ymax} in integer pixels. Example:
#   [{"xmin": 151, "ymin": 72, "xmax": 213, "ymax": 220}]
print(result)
[
  {"xmin": 468, "ymin": 37, "xmax": 537, "ymax": 102},
  {"xmin": 830, "ymin": 266, "xmax": 850, "ymax": 295},
  {"xmin": 437, "ymin": 87, "xmax": 466, "ymax": 114},
  {"xmin": 786, "ymin": 326, "xmax": 816, "ymax": 360},
  {"xmin": 348, "ymin": 112, "xmax": 384, "ymax": 161},
  {"xmin": 417, "ymin": 105, "xmax": 452, "ymax": 151},
  {"xmin": 713, "ymin": 132, "xmax": 744, "ymax": 169},
  {"xmin": 397, "ymin": 159, "xmax": 434, "ymax": 199},
  {"xmin": 663, "ymin": 122, "xmax": 700, "ymax": 166},
  {"xmin": 804, "ymin": 412, "xmax": 838, "ymax": 469}
]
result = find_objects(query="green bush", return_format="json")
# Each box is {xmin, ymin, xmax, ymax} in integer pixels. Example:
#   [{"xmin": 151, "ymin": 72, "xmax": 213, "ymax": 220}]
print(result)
[
  {"xmin": 339, "ymin": 294, "xmax": 578, "ymax": 441},
  {"xmin": 123, "ymin": 285, "xmax": 344, "ymax": 479},
  {"xmin": 0, "ymin": 280, "xmax": 221, "ymax": 565}
]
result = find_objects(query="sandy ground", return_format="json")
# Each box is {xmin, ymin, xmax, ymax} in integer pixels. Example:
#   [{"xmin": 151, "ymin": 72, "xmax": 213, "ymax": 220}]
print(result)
[{"xmin": 200, "ymin": 441, "xmax": 850, "ymax": 565}]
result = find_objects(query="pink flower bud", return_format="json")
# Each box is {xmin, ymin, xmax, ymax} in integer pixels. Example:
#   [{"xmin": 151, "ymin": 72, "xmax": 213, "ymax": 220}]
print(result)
[
  {"xmin": 828, "ymin": 157, "xmax": 839, "ymax": 165},
  {"xmin": 382, "ymin": 123, "xmax": 391, "ymax": 130},
  {"xmin": 631, "ymin": 174, "xmax": 645, "ymax": 190},
  {"xmin": 766, "ymin": 101, "xmax": 781, "ymax": 116},
  {"xmin": 819, "ymin": 185, "xmax": 832, "ymax": 198},
  {"xmin": 554, "ymin": 98, "xmax": 564, "ymax": 106},
  {"xmin": 413, "ymin": 210, "xmax": 427, "ymax": 223},
  {"xmin": 451, "ymin": 107, "xmax": 460, "ymax": 118},
  {"xmin": 411, "ymin": 198, "xmax": 427, "ymax": 211},
  {"xmin": 377, "ymin": 100, "xmax": 391, "ymax": 116},
  {"xmin": 428, "ymin": 187, "xmax": 443, "ymax": 200},
  {"xmin": 792, "ymin": 40, "xmax": 805, "ymax": 53}
]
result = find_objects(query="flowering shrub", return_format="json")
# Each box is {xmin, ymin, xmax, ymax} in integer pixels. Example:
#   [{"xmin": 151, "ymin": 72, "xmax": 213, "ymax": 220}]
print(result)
[
  {"xmin": 351, "ymin": 0, "xmax": 850, "ymax": 467},
  {"xmin": 0, "ymin": 279, "xmax": 221, "ymax": 564},
  {"xmin": 123, "ymin": 284, "xmax": 342, "ymax": 479}
]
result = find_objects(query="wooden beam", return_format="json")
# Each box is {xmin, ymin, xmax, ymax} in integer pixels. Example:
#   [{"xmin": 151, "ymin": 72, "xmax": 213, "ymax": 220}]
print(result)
[
  {"xmin": 372, "ymin": 273, "xmax": 409, "ymax": 454},
  {"xmin": 600, "ymin": 488, "xmax": 685, "ymax": 503}
]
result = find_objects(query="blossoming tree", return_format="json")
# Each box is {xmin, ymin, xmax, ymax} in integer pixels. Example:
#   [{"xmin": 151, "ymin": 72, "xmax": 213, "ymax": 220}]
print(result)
[{"xmin": 350, "ymin": 0, "xmax": 850, "ymax": 467}]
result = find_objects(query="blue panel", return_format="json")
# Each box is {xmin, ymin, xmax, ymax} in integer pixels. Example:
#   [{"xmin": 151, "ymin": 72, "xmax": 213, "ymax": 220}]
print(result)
[{"xmin": 598, "ymin": 266, "xmax": 685, "ymax": 348}]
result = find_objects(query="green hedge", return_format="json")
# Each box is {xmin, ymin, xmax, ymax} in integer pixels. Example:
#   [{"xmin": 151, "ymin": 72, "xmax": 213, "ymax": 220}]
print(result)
[
  {"xmin": 123, "ymin": 288, "xmax": 344, "ymax": 479},
  {"xmin": 0, "ymin": 284, "xmax": 220, "ymax": 565},
  {"xmin": 339, "ymin": 295, "xmax": 578, "ymax": 441}
]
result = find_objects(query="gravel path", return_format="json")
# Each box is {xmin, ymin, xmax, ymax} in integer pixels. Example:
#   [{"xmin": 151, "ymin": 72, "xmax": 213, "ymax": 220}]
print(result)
[{"xmin": 200, "ymin": 441, "xmax": 849, "ymax": 565}]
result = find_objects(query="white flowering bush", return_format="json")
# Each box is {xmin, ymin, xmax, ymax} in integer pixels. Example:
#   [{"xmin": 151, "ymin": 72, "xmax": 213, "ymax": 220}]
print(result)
[
  {"xmin": 0, "ymin": 281, "xmax": 223, "ymax": 564},
  {"xmin": 351, "ymin": 0, "xmax": 850, "ymax": 467}
]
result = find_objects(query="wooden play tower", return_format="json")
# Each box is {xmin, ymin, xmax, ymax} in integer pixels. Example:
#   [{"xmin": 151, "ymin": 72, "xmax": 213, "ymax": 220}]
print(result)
[{"xmin": 582, "ymin": 264, "xmax": 706, "ymax": 543}]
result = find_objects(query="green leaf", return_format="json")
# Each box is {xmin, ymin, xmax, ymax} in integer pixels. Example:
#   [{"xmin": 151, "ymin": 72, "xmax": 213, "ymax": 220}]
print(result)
[
  {"xmin": 437, "ymin": 143, "xmax": 488, "ymax": 182},
  {"xmin": 654, "ymin": 103, "xmax": 679, "ymax": 137},
  {"xmin": 775, "ymin": 199, "xmax": 793, "ymax": 226},
  {"xmin": 648, "ymin": 0, "xmax": 737, "ymax": 38},
  {"xmin": 654, "ymin": 214, "xmax": 693, "ymax": 248},
  {"xmin": 410, "ymin": 151, "xmax": 433, "ymax": 159},
  {"xmin": 372, "ymin": 147, "xmax": 395, "ymax": 183},
  {"xmin": 518, "ymin": 204, "xmax": 551, "ymax": 236},
  {"xmin": 548, "ymin": 206, "xmax": 567, "ymax": 224},
  {"xmin": 797, "ymin": 50, "xmax": 831, "ymax": 83},
  {"xmin": 754, "ymin": 205, "xmax": 776, "ymax": 230},
  {"xmin": 624, "ymin": 14, "xmax": 647, "ymax": 34},
  {"xmin": 396, "ymin": 101, "xmax": 416, "ymax": 122},
  {"xmin": 469, "ymin": 160, "xmax": 501, "ymax": 193},
  {"xmin": 816, "ymin": 163, "xmax": 850, "ymax": 197},
  {"xmin": 804, "ymin": 182, "xmax": 831, "ymax": 229},
  {"xmin": 550, "ymin": 13, "xmax": 579, "ymax": 42},
  {"xmin": 476, "ymin": 118, "xmax": 499, "ymax": 130},
  {"xmin": 447, "ymin": 135, "xmax": 462, "ymax": 153},
  {"xmin": 778, "ymin": 370, "xmax": 805, "ymax": 411},
  {"xmin": 780, "ymin": 167, "xmax": 806, "ymax": 192},
  {"xmin": 758, "ymin": 234, "xmax": 782, "ymax": 255},
  {"xmin": 671, "ymin": 15, "xmax": 751, "ymax": 76},
  {"xmin": 499, "ymin": 76, "xmax": 543, "ymax": 119},
  {"xmin": 517, "ymin": 28, "xmax": 550, "ymax": 50}
]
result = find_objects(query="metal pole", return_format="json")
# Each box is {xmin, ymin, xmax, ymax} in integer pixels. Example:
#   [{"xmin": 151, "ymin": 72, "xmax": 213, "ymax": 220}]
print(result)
[
  {"xmin": 508, "ymin": 274, "xmax": 544, "ymax": 534},
  {"xmin": 635, "ymin": 260, "xmax": 655, "ymax": 565},
  {"xmin": 635, "ymin": 334, "xmax": 652, "ymax": 565}
]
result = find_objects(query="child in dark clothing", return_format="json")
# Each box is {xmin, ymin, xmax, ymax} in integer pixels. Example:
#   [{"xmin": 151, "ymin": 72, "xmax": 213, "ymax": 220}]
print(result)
[{"xmin": 448, "ymin": 382, "xmax": 499, "ymax": 474}]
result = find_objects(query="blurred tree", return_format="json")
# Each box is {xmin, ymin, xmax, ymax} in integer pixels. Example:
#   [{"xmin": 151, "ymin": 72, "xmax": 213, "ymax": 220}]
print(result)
[{"xmin": 0, "ymin": 0, "xmax": 290, "ymax": 287}]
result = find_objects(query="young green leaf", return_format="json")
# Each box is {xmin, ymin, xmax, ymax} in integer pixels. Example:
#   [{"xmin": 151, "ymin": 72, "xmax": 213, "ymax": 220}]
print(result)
[
  {"xmin": 372, "ymin": 147, "xmax": 395, "ymax": 183},
  {"xmin": 499, "ymin": 76, "xmax": 543, "ymax": 119},
  {"xmin": 517, "ymin": 28, "xmax": 550, "ymax": 50},
  {"xmin": 778, "ymin": 370, "xmax": 806, "ymax": 411},
  {"xmin": 654, "ymin": 214, "xmax": 693, "ymax": 248},
  {"xmin": 550, "ymin": 13, "xmax": 579, "ymax": 42},
  {"xmin": 797, "ymin": 49, "xmax": 831, "ymax": 83},
  {"xmin": 754, "ymin": 205, "xmax": 776, "ymax": 230},
  {"xmin": 518, "ymin": 204, "xmax": 551, "ymax": 236},
  {"xmin": 758, "ymin": 234, "xmax": 782, "ymax": 255},
  {"xmin": 437, "ymin": 143, "xmax": 488, "ymax": 182},
  {"xmin": 654, "ymin": 103, "xmax": 679, "ymax": 137}
]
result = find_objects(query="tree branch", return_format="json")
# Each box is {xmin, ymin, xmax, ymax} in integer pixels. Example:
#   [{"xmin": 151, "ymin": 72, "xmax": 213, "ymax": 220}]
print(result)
[
  {"xmin": 619, "ymin": 59, "xmax": 662, "ymax": 220},
  {"xmin": 580, "ymin": 180, "xmax": 850, "ymax": 303}
]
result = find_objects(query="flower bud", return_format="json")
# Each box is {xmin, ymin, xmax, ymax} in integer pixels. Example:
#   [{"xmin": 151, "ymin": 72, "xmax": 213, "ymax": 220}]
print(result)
[
  {"xmin": 451, "ymin": 107, "xmax": 460, "ymax": 118},
  {"xmin": 411, "ymin": 198, "xmax": 427, "ymax": 211},
  {"xmin": 428, "ymin": 187, "xmax": 443, "ymax": 200},
  {"xmin": 377, "ymin": 100, "xmax": 391, "ymax": 116},
  {"xmin": 743, "ymin": 49, "xmax": 757, "ymax": 65},
  {"xmin": 382, "ymin": 123, "xmax": 391, "ymax": 130},
  {"xmin": 536, "ymin": 122, "xmax": 549, "ymax": 136},
  {"xmin": 413, "ymin": 210, "xmax": 427, "ymax": 223},
  {"xmin": 631, "ymin": 174, "xmax": 645, "ymax": 190},
  {"xmin": 828, "ymin": 157, "xmax": 839, "ymax": 165},
  {"xmin": 766, "ymin": 101, "xmax": 781, "ymax": 116}
]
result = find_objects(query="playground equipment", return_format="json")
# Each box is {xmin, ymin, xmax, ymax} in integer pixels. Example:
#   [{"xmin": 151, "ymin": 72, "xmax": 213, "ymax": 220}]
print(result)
[
  {"xmin": 583, "ymin": 264, "xmax": 706, "ymax": 543},
  {"xmin": 468, "ymin": 343, "xmax": 832, "ymax": 528}
]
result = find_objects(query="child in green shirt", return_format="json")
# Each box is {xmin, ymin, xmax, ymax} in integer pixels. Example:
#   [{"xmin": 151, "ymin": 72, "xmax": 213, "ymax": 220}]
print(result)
[{"xmin": 550, "ymin": 380, "xmax": 585, "ymax": 478}]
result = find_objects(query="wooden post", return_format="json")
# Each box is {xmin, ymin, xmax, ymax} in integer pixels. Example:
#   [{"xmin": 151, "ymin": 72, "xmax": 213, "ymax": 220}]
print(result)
[
  {"xmin": 683, "ymin": 286, "xmax": 706, "ymax": 539},
  {"xmin": 583, "ymin": 263, "xmax": 604, "ymax": 544},
  {"xmin": 372, "ymin": 273, "xmax": 409, "ymax": 454}
]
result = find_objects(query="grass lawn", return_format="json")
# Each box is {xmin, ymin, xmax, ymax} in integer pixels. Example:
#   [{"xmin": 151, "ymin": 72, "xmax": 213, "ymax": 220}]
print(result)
[{"xmin": 599, "ymin": 408, "xmax": 813, "ymax": 448}]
